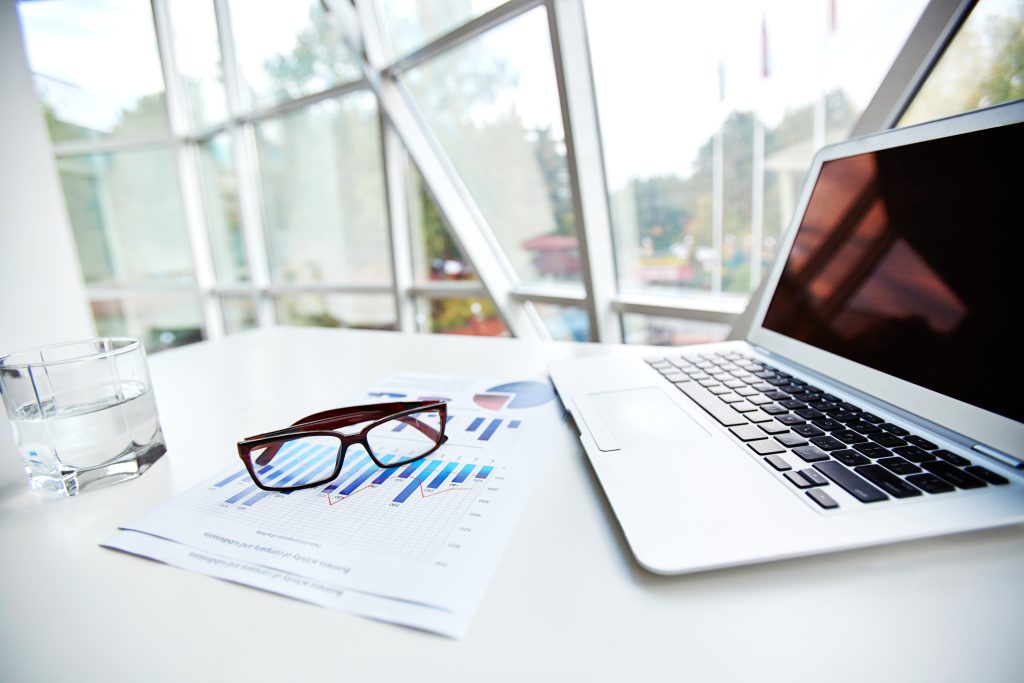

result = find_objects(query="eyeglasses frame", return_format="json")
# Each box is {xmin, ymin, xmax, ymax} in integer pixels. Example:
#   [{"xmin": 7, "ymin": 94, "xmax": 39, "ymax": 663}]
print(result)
[{"xmin": 236, "ymin": 400, "xmax": 449, "ymax": 492}]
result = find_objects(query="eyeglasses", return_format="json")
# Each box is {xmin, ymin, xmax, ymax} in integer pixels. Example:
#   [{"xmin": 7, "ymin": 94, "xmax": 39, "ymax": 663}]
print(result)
[{"xmin": 236, "ymin": 400, "xmax": 448, "ymax": 492}]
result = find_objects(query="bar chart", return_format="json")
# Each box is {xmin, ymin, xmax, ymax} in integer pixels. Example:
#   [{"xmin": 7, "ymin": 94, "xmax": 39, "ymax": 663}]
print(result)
[{"xmin": 213, "ymin": 440, "xmax": 493, "ymax": 510}]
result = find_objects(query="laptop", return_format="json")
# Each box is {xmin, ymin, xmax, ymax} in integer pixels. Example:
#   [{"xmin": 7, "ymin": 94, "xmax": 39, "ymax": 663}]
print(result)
[{"xmin": 549, "ymin": 100, "xmax": 1024, "ymax": 574}]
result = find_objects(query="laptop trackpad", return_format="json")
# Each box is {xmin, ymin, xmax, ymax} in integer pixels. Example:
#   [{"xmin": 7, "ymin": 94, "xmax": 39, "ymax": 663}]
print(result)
[{"xmin": 581, "ymin": 386, "xmax": 711, "ymax": 452}]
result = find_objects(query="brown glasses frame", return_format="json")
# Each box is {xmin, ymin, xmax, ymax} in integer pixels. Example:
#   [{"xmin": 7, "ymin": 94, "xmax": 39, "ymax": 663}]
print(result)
[{"xmin": 236, "ymin": 400, "xmax": 448, "ymax": 492}]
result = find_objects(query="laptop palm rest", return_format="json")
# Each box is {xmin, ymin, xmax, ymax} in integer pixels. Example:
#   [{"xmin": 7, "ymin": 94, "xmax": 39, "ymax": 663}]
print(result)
[{"xmin": 576, "ymin": 386, "xmax": 712, "ymax": 452}]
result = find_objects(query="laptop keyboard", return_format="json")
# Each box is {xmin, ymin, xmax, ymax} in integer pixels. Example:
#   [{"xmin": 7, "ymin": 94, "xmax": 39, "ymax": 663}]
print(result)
[{"xmin": 645, "ymin": 351, "xmax": 1010, "ymax": 511}]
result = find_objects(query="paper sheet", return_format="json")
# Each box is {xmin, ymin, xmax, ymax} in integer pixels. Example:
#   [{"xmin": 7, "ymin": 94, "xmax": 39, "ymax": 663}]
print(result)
[{"xmin": 103, "ymin": 372, "xmax": 566, "ymax": 637}]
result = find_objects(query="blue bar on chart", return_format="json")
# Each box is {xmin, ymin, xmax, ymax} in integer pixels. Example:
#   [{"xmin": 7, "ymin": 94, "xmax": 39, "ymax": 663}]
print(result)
[
  {"xmin": 372, "ymin": 467, "xmax": 399, "ymax": 485},
  {"xmin": 235, "ymin": 446, "xmax": 323, "ymax": 506},
  {"xmin": 452, "ymin": 463, "xmax": 476, "ymax": 484},
  {"xmin": 284, "ymin": 449, "xmax": 338, "ymax": 491},
  {"xmin": 475, "ymin": 466, "xmax": 493, "ymax": 480},
  {"xmin": 218, "ymin": 441, "xmax": 307, "ymax": 489},
  {"xmin": 428, "ymin": 461, "xmax": 458, "ymax": 489},
  {"xmin": 397, "ymin": 459, "xmax": 425, "ymax": 478},
  {"xmin": 391, "ymin": 421, "xmax": 408, "ymax": 432},
  {"xmin": 509, "ymin": 420, "xmax": 521, "ymax": 429},
  {"xmin": 392, "ymin": 460, "xmax": 442, "ymax": 504},
  {"xmin": 338, "ymin": 465, "xmax": 380, "ymax": 496},
  {"xmin": 224, "ymin": 444, "xmax": 315, "ymax": 504},
  {"xmin": 322, "ymin": 453, "xmax": 372, "ymax": 494},
  {"xmin": 213, "ymin": 469, "xmax": 249, "ymax": 488},
  {"xmin": 479, "ymin": 419, "xmax": 502, "ymax": 441},
  {"xmin": 467, "ymin": 417, "xmax": 484, "ymax": 432}
]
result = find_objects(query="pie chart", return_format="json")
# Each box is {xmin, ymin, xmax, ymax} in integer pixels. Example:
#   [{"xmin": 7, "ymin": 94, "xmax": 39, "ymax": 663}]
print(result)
[{"xmin": 473, "ymin": 381, "xmax": 556, "ymax": 410}]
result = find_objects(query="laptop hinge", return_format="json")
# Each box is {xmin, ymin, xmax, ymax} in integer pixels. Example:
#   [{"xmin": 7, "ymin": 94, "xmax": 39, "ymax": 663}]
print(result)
[{"xmin": 972, "ymin": 444, "xmax": 1024, "ymax": 470}]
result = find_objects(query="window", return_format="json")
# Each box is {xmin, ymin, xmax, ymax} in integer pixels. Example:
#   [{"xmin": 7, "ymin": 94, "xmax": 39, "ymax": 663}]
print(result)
[
  {"xmin": 901, "ymin": 0, "xmax": 1024, "ymax": 126},
  {"xmin": 17, "ymin": 0, "xmax": 992, "ymax": 350}
]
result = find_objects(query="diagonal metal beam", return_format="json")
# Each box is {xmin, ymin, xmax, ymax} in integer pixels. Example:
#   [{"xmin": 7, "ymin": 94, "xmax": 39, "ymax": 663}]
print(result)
[{"xmin": 332, "ymin": 0, "xmax": 540, "ymax": 339}]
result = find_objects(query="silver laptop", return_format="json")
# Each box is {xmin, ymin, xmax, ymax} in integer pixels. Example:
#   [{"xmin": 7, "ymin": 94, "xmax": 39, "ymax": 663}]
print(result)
[{"xmin": 549, "ymin": 101, "xmax": 1024, "ymax": 574}]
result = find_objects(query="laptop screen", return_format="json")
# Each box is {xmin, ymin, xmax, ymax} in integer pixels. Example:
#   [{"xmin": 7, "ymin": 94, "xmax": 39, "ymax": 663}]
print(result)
[{"xmin": 761, "ymin": 121, "xmax": 1023, "ymax": 423}]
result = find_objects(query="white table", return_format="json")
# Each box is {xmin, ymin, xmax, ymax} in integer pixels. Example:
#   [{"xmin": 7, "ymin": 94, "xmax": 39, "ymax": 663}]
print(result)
[{"xmin": 2, "ymin": 327, "xmax": 1022, "ymax": 681}]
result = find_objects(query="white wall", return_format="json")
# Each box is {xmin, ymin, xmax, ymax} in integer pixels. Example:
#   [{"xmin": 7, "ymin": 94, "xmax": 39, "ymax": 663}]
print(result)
[{"xmin": 0, "ymin": 0, "xmax": 96, "ymax": 488}]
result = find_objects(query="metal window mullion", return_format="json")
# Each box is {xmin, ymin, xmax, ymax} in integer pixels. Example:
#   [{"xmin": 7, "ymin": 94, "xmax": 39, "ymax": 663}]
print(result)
[
  {"xmin": 384, "ymin": 0, "xmax": 542, "ymax": 76},
  {"xmin": 151, "ymin": 0, "xmax": 223, "ymax": 339},
  {"xmin": 353, "ymin": 0, "xmax": 414, "ymax": 333},
  {"xmin": 712, "ymin": 126, "xmax": 724, "ymax": 294},
  {"xmin": 321, "ymin": 0, "xmax": 541, "ymax": 340},
  {"xmin": 214, "ymin": 0, "xmax": 274, "ymax": 327},
  {"xmin": 852, "ymin": 0, "xmax": 975, "ymax": 134},
  {"xmin": 52, "ymin": 136, "xmax": 175, "ymax": 157},
  {"xmin": 613, "ymin": 295, "xmax": 745, "ymax": 326},
  {"xmin": 750, "ymin": 114, "xmax": 765, "ymax": 291},
  {"xmin": 546, "ymin": 0, "xmax": 620, "ymax": 344}
]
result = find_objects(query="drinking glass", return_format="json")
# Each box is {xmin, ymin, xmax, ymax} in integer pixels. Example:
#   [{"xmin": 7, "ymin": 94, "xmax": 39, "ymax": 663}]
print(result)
[{"xmin": 0, "ymin": 338, "xmax": 166, "ymax": 495}]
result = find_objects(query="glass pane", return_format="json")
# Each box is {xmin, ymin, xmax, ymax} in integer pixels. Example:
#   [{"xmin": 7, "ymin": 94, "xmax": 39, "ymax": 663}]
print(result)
[
  {"xmin": 621, "ymin": 314, "xmax": 731, "ymax": 347},
  {"xmin": 275, "ymin": 294, "xmax": 396, "ymax": 330},
  {"xmin": 166, "ymin": 0, "xmax": 227, "ymax": 131},
  {"xmin": 587, "ymin": 0, "xmax": 928, "ymax": 297},
  {"xmin": 255, "ymin": 93, "xmax": 391, "ymax": 286},
  {"xmin": 221, "ymin": 297, "xmax": 258, "ymax": 335},
  {"xmin": 376, "ymin": 0, "xmax": 504, "ymax": 58},
  {"xmin": 901, "ymin": 0, "xmax": 1024, "ymax": 126},
  {"xmin": 18, "ymin": 0, "xmax": 169, "ymax": 143},
  {"xmin": 229, "ymin": 0, "xmax": 360, "ymax": 111},
  {"xmin": 403, "ymin": 7, "xmax": 580, "ymax": 284},
  {"xmin": 407, "ymin": 161, "xmax": 477, "ymax": 282},
  {"xmin": 57, "ymin": 149, "xmax": 193, "ymax": 286},
  {"xmin": 528, "ymin": 302, "xmax": 589, "ymax": 342},
  {"xmin": 415, "ymin": 297, "xmax": 508, "ymax": 336},
  {"xmin": 92, "ymin": 294, "xmax": 204, "ymax": 352},
  {"xmin": 198, "ymin": 135, "xmax": 247, "ymax": 283}
]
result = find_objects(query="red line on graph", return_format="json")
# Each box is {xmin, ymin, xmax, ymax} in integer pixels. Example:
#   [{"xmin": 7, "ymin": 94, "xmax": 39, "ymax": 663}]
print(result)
[{"xmin": 325, "ymin": 479, "xmax": 470, "ymax": 507}]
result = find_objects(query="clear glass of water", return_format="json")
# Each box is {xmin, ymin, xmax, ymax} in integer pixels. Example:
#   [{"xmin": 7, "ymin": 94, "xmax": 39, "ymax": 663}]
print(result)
[{"xmin": 0, "ymin": 338, "xmax": 166, "ymax": 496}]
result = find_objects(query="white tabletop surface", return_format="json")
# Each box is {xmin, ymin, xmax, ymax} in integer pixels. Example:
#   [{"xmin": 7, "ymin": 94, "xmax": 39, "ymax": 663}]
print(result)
[{"xmin": 1, "ymin": 327, "xmax": 1022, "ymax": 681}]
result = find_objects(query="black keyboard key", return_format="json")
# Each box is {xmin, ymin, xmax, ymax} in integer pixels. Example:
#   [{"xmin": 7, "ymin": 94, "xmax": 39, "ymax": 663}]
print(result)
[
  {"xmin": 921, "ymin": 461, "xmax": 988, "ymax": 489},
  {"xmin": 811, "ymin": 418, "xmax": 844, "ymax": 431},
  {"xmin": 764, "ymin": 390, "xmax": 789, "ymax": 401},
  {"xmin": 859, "ymin": 412, "xmax": 884, "ymax": 424},
  {"xmin": 778, "ymin": 384, "xmax": 804, "ymax": 395},
  {"xmin": 764, "ymin": 454, "xmax": 791, "ymax": 471},
  {"xmin": 793, "ymin": 446, "xmax": 830, "ymax": 462},
  {"xmin": 870, "ymin": 433, "xmax": 906, "ymax": 448},
  {"xmin": 799, "ymin": 468, "xmax": 829, "ymax": 486},
  {"xmin": 814, "ymin": 461, "xmax": 889, "ymax": 503},
  {"xmin": 833, "ymin": 411, "xmax": 863, "ymax": 424},
  {"xmin": 762, "ymin": 404, "xmax": 789, "ymax": 415},
  {"xmin": 832, "ymin": 429, "xmax": 869, "ymax": 444},
  {"xmin": 780, "ymin": 399, "xmax": 806, "ymax": 410},
  {"xmin": 892, "ymin": 445, "xmax": 937, "ymax": 463},
  {"xmin": 855, "ymin": 464, "xmax": 922, "ymax": 498},
  {"xmin": 793, "ymin": 424, "xmax": 825, "ymax": 438},
  {"xmin": 832, "ymin": 449, "xmax": 870, "ymax": 467},
  {"xmin": 820, "ymin": 393, "xmax": 842, "ymax": 403},
  {"xmin": 904, "ymin": 435, "xmax": 938, "ymax": 450},
  {"xmin": 749, "ymin": 440, "xmax": 787, "ymax": 455},
  {"xmin": 879, "ymin": 423, "xmax": 909, "ymax": 436},
  {"xmin": 791, "ymin": 392, "xmax": 819, "ymax": 403},
  {"xmin": 837, "ymin": 402, "xmax": 862, "ymax": 413},
  {"xmin": 730, "ymin": 425, "xmax": 768, "ymax": 441},
  {"xmin": 906, "ymin": 473, "xmax": 955, "ymax": 494},
  {"xmin": 845, "ymin": 420, "xmax": 882, "ymax": 434},
  {"xmin": 809, "ymin": 401, "xmax": 835, "ymax": 412},
  {"xmin": 777, "ymin": 414, "xmax": 805, "ymax": 426},
  {"xmin": 784, "ymin": 471, "xmax": 814, "ymax": 489},
  {"xmin": 877, "ymin": 456, "xmax": 922, "ymax": 475},
  {"xmin": 795, "ymin": 408, "xmax": 825, "ymax": 420},
  {"xmin": 852, "ymin": 443, "xmax": 891, "ymax": 459},
  {"xmin": 802, "ymin": 385, "xmax": 824, "ymax": 394},
  {"xmin": 820, "ymin": 404, "xmax": 846, "ymax": 415},
  {"xmin": 806, "ymin": 488, "xmax": 839, "ymax": 509},
  {"xmin": 775, "ymin": 433, "xmax": 808, "ymax": 448},
  {"xmin": 809, "ymin": 436, "xmax": 847, "ymax": 451},
  {"xmin": 676, "ymin": 383, "xmax": 748, "ymax": 427},
  {"xmin": 964, "ymin": 465, "xmax": 1009, "ymax": 486},
  {"xmin": 765, "ymin": 376, "xmax": 791, "ymax": 386},
  {"xmin": 933, "ymin": 449, "xmax": 971, "ymax": 467}
]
